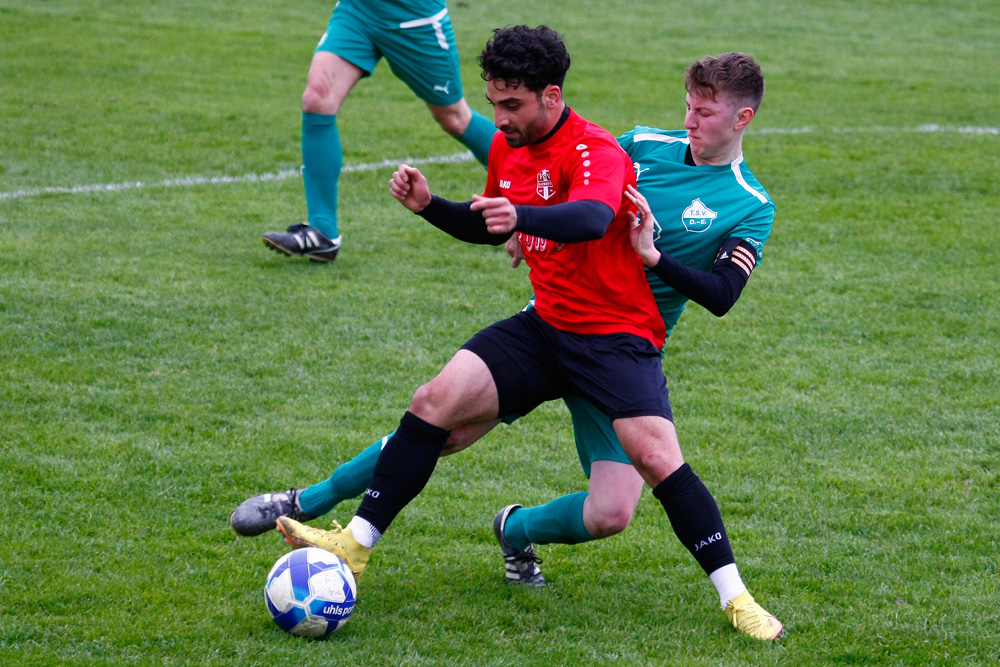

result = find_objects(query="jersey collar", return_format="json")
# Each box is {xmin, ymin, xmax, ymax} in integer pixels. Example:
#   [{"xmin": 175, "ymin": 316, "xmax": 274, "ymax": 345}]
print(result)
[
  {"xmin": 684, "ymin": 145, "xmax": 696, "ymax": 166},
  {"xmin": 532, "ymin": 106, "xmax": 572, "ymax": 146}
]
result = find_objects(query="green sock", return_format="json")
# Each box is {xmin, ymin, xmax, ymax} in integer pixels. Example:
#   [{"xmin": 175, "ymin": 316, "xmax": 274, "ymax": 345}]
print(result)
[
  {"xmin": 504, "ymin": 492, "xmax": 594, "ymax": 550},
  {"xmin": 301, "ymin": 112, "xmax": 341, "ymax": 239},
  {"xmin": 297, "ymin": 434, "xmax": 392, "ymax": 517},
  {"xmin": 457, "ymin": 110, "xmax": 495, "ymax": 168}
]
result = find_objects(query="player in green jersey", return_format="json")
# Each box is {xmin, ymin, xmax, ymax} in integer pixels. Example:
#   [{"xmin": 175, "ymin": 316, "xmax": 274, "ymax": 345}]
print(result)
[
  {"xmin": 236, "ymin": 51, "xmax": 783, "ymax": 640},
  {"xmin": 261, "ymin": 0, "xmax": 496, "ymax": 262}
]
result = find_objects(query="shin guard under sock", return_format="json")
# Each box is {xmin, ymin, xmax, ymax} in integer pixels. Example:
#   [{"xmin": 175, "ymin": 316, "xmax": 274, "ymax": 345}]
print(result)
[
  {"xmin": 355, "ymin": 412, "xmax": 449, "ymax": 534},
  {"xmin": 652, "ymin": 463, "xmax": 736, "ymax": 575}
]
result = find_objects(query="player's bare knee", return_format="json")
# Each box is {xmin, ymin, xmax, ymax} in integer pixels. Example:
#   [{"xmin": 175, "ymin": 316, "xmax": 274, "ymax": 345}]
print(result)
[
  {"xmin": 430, "ymin": 106, "xmax": 471, "ymax": 138},
  {"xmin": 589, "ymin": 509, "xmax": 632, "ymax": 538},
  {"xmin": 436, "ymin": 114, "xmax": 467, "ymax": 138},
  {"xmin": 408, "ymin": 381, "xmax": 452, "ymax": 423},
  {"xmin": 301, "ymin": 85, "xmax": 329, "ymax": 114},
  {"xmin": 630, "ymin": 451, "xmax": 679, "ymax": 487},
  {"xmin": 408, "ymin": 382, "xmax": 434, "ymax": 416}
]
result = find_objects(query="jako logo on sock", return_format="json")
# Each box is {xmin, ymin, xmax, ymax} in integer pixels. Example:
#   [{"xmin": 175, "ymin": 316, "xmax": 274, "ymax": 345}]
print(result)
[{"xmin": 693, "ymin": 532, "xmax": 723, "ymax": 551}]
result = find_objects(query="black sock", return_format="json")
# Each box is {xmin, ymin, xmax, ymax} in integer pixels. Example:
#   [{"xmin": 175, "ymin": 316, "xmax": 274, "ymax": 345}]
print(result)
[
  {"xmin": 355, "ymin": 411, "xmax": 449, "ymax": 534},
  {"xmin": 652, "ymin": 463, "xmax": 736, "ymax": 575}
]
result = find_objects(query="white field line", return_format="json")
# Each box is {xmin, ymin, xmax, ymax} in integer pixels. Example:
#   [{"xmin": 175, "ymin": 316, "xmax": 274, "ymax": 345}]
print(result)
[
  {"xmin": 753, "ymin": 124, "xmax": 999, "ymax": 135},
  {"xmin": 0, "ymin": 152, "xmax": 476, "ymax": 202},
  {"xmin": 1, "ymin": 125, "xmax": 996, "ymax": 202}
]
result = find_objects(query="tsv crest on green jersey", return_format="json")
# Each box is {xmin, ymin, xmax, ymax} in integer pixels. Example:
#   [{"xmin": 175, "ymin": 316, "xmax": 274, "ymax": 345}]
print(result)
[{"xmin": 682, "ymin": 198, "xmax": 718, "ymax": 233}]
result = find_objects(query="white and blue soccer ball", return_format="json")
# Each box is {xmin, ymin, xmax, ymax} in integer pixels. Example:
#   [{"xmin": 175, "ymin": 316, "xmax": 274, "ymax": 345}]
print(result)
[{"xmin": 264, "ymin": 547, "xmax": 357, "ymax": 638}]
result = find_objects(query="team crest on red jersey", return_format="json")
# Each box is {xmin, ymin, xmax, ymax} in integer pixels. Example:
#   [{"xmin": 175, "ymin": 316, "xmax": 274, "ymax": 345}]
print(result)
[
  {"xmin": 536, "ymin": 169, "xmax": 555, "ymax": 200},
  {"xmin": 518, "ymin": 232, "xmax": 564, "ymax": 255}
]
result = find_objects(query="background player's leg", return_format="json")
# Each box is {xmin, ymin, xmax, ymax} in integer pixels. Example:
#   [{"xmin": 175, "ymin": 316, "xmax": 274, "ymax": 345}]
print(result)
[
  {"xmin": 427, "ymin": 100, "xmax": 495, "ymax": 167},
  {"xmin": 262, "ymin": 51, "xmax": 363, "ymax": 260},
  {"xmin": 300, "ymin": 52, "xmax": 363, "ymax": 241}
]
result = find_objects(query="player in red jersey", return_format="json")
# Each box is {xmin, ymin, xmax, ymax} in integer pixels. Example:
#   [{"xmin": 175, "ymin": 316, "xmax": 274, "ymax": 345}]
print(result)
[
  {"xmin": 480, "ymin": 99, "xmax": 664, "ymax": 344},
  {"xmin": 275, "ymin": 26, "xmax": 782, "ymax": 640}
]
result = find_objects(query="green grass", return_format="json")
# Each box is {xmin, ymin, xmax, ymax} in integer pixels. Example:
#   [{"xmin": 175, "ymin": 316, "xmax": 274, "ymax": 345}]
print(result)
[{"xmin": 2, "ymin": 1, "xmax": 999, "ymax": 665}]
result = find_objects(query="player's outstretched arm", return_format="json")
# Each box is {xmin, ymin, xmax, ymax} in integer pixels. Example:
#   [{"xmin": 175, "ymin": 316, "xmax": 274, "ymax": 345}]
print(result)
[
  {"xmin": 389, "ymin": 165, "xmax": 508, "ymax": 246},
  {"xmin": 414, "ymin": 196, "xmax": 512, "ymax": 247}
]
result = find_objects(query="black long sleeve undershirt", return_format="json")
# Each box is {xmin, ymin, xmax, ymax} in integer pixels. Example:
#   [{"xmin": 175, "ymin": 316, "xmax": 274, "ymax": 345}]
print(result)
[
  {"xmin": 417, "ymin": 196, "xmax": 615, "ymax": 245},
  {"xmin": 416, "ymin": 195, "xmax": 509, "ymax": 245},
  {"xmin": 513, "ymin": 200, "xmax": 614, "ymax": 242},
  {"xmin": 648, "ymin": 237, "xmax": 758, "ymax": 317}
]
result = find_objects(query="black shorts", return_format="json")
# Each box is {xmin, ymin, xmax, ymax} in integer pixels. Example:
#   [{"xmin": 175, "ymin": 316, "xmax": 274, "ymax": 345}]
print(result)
[{"xmin": 461, "ymin": 309, "xmax": 672, "ymax": 423}]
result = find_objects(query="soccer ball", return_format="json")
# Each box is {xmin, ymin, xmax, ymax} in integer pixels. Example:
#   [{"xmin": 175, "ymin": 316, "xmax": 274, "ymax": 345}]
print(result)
[{"xmin": 264, "ymin": 547, "xmax": 357, "ymax": 638}]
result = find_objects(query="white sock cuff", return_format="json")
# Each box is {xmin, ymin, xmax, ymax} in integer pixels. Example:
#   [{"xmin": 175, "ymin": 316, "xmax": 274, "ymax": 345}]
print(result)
[
  {"xmin": 709, "ymin": 563, "xmax": 746, "ymax": 608},
  {"xmin": 347, "ymin": 517, "xmax": 381, "ymax": 548}
]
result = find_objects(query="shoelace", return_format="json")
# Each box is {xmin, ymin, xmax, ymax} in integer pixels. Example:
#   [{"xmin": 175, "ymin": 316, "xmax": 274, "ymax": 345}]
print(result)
[
  {"xmin": 508, "ymin": 551, "xmax": 543, "ymax": 567},
  {"xmin": 730, "ymin": 602, "xmax": 769, "ymax": 632}
]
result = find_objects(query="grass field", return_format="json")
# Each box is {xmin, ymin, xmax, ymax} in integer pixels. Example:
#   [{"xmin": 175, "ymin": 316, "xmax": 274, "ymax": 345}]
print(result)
[{"xmin": 2, "ymin": 1, "xmax": 999, "ymax": 665}]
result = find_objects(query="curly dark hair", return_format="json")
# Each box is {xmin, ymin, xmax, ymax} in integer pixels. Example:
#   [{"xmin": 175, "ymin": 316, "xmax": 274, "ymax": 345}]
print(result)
[{"xmin": 477, "ymin": 25, "xmax": 571, "ymax": 92}]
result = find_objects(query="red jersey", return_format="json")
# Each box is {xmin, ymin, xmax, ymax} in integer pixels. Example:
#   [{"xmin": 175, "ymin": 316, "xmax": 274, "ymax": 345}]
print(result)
[{"xmin": 484, "ymin": 108, "xmax": 666, "ymax": 348}]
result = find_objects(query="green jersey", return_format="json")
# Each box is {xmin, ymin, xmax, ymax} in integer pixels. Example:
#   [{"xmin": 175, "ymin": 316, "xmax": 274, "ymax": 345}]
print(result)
[{"xmin": 617, "ymin": 126, "xmax": 775, "ymax": 336}]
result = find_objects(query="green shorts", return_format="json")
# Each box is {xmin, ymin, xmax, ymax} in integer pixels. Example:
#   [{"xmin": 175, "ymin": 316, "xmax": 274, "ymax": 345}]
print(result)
[
  {"xmin": 563, "ymin": 393, "xmax": 633, "ymax": 477},
  {"xmin": 316, "ymin": 3, "xmax": 465, "ymax": 106}
]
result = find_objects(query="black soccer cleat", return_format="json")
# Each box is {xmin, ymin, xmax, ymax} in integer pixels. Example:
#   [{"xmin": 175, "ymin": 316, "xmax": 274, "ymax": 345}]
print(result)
[
  {"xmin": 262, "ymin": 223, "xmax": 341, "ymax": 262},
  {"xmin": 493, "ymin": 504, "xmax": 545, "ymax": 587},
  {"xmin": 230, "ymin": 488, "xmax": 315, "ymax": 536}
]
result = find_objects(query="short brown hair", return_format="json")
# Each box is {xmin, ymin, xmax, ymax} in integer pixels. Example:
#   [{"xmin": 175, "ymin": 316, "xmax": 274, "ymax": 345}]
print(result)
[{"xmin": 685, "ymin": 52, "xmax": 764, "ymax": 112}]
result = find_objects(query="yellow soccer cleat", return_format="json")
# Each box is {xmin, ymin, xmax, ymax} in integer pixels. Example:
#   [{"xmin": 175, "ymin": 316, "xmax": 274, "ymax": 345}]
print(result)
[
  {"xmin": 276, "ymin": 517, "xmax": 372, "ymax": 582},
  {"xmin": 723, "ymin": 590, "xmax": 784, "ymax": 641}
]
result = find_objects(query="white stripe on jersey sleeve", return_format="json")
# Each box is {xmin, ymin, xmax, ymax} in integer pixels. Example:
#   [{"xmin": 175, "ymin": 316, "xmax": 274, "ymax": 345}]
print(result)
[
  {"xmin": 632, "ymin": 133, "xmax": 690, "ymax": 145},
  {"xmin": 729, "ymin": 156, "xmax": 769, "ymax": 204}
]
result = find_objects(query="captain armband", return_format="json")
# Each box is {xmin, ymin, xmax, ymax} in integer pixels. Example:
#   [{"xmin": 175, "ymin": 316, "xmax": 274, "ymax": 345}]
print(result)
[{"xmin": 714, "ymin": 237, "xmax": 759, "ymax": 279}]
